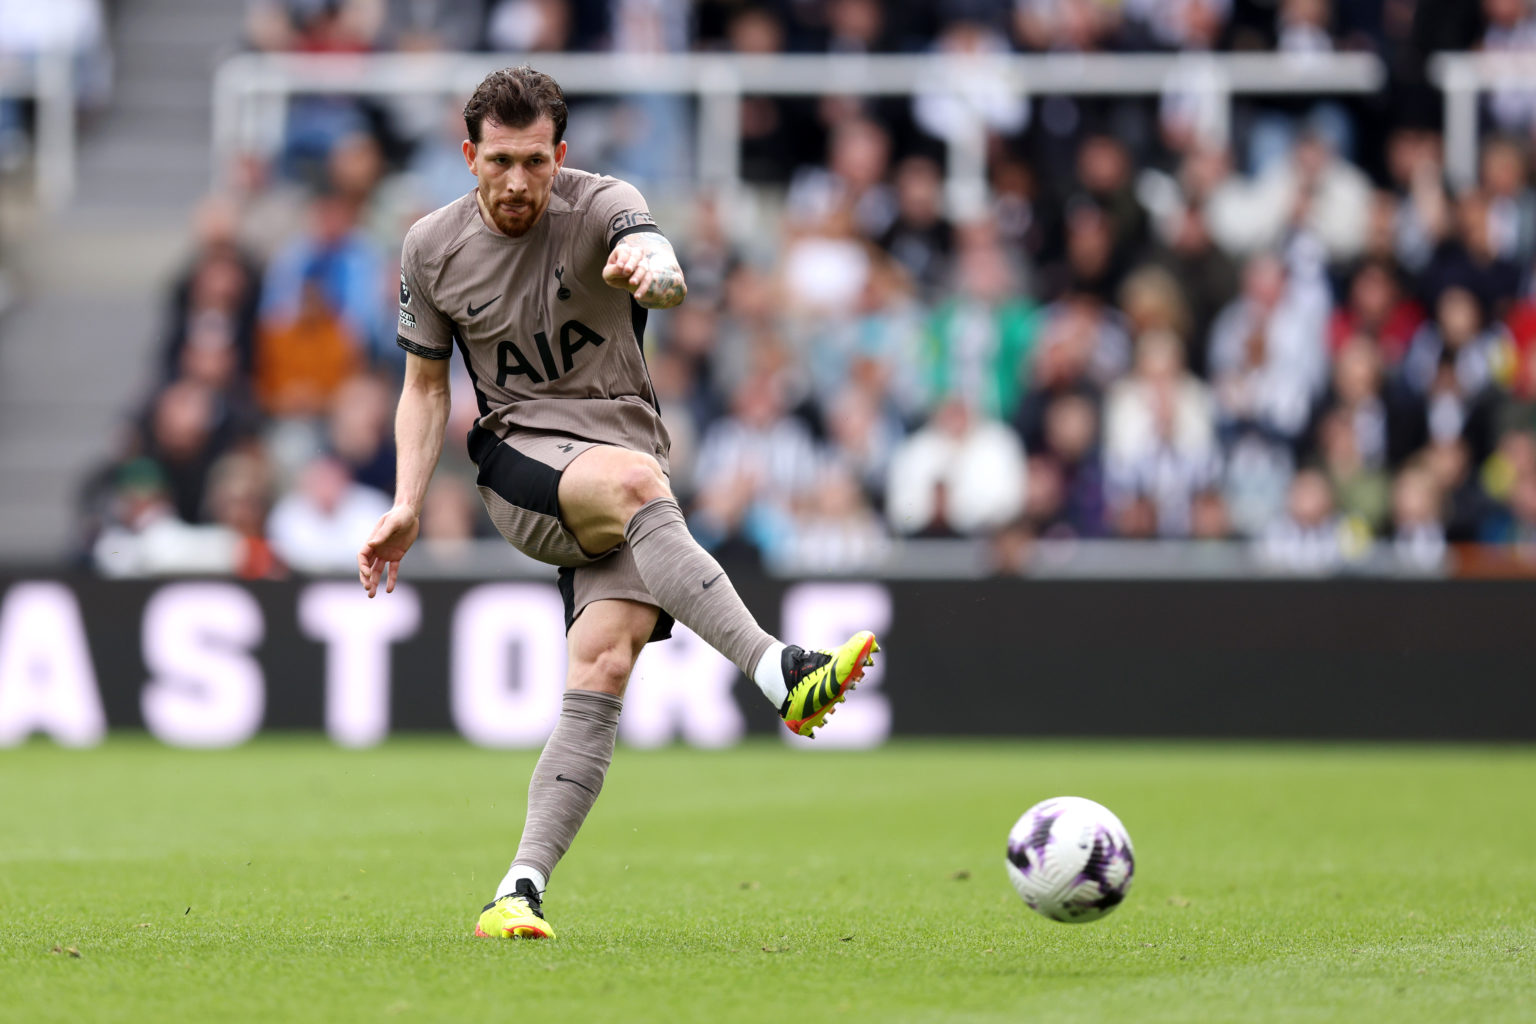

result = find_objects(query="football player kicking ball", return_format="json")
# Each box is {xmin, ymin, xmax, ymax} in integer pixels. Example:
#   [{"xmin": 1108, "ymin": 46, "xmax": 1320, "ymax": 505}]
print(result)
[{"xmin": 356, "ymin": 66, "xmax": 879, "ymax": 940}]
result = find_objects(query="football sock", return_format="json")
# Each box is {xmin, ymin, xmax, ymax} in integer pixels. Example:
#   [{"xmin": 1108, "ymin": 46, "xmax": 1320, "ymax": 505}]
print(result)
[
  {"xmin": 509, "ymin": 689, "xmax": 623, "ymax": 887},
  {"xmin": 753, "ymin": 642, "xmax": 789, "ymax": 707},
  {"xmin": 624, "ymin": 497, "xmax": 779, "ymax": 689},
  {"xmin": 494, "ymin": 863, "xmax": 546, "ymax": 902}
]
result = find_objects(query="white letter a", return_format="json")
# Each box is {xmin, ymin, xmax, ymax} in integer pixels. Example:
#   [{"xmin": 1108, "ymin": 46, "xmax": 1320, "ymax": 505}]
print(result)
[{"xmin": 0, "ymin": 582, "xmax": 106, "ymax": 747}]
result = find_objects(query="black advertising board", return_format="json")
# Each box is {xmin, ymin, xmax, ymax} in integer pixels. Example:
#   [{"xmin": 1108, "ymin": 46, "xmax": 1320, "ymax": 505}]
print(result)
[{"xmin": 1, "ymin": 575, "xmax": 1532, "ymax": 746}]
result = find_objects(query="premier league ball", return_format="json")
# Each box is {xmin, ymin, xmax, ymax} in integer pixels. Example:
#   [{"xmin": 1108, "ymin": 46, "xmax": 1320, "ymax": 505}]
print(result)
[{"xmin": 1005, "ymin": 796, "xmax": 1135, "ymax": 923}]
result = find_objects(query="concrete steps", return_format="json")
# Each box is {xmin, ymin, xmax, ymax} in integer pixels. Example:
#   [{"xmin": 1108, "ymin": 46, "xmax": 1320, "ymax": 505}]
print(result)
[{"xmin": 0, "ymin": 0, "xmax": 246, "ymax": 560}]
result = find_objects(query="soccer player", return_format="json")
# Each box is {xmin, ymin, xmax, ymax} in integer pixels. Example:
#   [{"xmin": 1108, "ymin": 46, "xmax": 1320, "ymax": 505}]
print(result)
[{"xmin": 356, "ymin": 66, "xmax": 879, "ymax": 940}]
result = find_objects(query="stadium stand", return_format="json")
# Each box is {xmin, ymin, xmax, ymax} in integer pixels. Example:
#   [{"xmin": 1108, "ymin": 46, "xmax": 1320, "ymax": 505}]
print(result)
[{"xmin": 7, "ymin": 0, "xmax": 1536, "ymax": 578}]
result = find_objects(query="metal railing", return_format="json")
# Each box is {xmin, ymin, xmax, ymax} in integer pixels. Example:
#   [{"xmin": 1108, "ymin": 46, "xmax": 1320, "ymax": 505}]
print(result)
[
  {"xmin": 0, "ymin": 51, "xmax": 77, "ymax": 209},
  {"xmin": 1430, "ymin": 52, "xmax": 1536, "ymax": 192},
  {"xmin": 211, "ymin": 50, "xmax": 1386, "ymax": 212},
  {"xmin": 18, "ymin": 50, "xmax": 1529, "ymax": 217}
]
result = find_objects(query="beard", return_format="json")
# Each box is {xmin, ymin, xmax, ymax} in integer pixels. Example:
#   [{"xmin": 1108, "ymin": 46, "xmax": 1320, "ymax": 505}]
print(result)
[{"xmin": 479, "ymin": 182, "xmax": 545, "ymax": 237}]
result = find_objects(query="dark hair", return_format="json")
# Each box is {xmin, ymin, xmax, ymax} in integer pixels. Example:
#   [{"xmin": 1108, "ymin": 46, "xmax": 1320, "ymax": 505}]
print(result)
[{"xmin": 463, "ymin": 65, "xmax": 568, "ymax": 146}]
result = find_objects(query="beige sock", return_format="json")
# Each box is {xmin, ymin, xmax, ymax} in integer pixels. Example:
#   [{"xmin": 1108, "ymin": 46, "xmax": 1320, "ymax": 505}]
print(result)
[
  {"xmin": 623, "ymin": 496, "xmax": 778, "ymax": 676},
  {"xmin": 512, "ymin": 689, "xmax": 623, "ymax": 883}
]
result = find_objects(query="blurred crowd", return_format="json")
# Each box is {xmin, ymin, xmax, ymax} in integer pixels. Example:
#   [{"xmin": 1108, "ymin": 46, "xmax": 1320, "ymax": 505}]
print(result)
[{"xmin": 78, "ymin": 0, "xmax": 1536, "ymax": 577}]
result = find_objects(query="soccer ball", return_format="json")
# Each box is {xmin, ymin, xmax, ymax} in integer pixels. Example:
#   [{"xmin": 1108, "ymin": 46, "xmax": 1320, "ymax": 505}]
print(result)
[{"xmin": 1005, "ymin": 796, "xmax": 1135, "ymax": 923}]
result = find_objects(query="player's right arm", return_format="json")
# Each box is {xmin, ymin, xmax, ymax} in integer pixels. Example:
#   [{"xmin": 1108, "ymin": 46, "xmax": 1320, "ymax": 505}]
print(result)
[
  {"xmin": 359, "ymin": 352, "xmax": 451, "ymax": 597},
  {"xmin": 361, "ymin": 231, "xmax": 456, "ymax": 598}
]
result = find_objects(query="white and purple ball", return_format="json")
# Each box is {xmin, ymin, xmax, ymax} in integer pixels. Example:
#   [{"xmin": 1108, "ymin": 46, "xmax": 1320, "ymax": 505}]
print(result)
[{"xmin": 1005, "ymin": 796, "xmax": 1135, "ymax": 923}]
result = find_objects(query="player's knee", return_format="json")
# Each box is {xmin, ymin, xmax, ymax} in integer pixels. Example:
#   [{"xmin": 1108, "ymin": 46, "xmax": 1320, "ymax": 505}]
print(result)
[
  {"xmin": 571, "ymin": 643, "xmax": 636, "ymax": 695},
  {"xmin": 613, "ymin": 457, "xmax": 669, "ymax": 516}
]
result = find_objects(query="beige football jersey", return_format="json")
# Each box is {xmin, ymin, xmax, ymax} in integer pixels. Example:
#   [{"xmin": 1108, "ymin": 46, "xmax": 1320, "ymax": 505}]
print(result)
[{"xmin": 396, "ymin": 168, "xmax": 670, "ymax": 465}]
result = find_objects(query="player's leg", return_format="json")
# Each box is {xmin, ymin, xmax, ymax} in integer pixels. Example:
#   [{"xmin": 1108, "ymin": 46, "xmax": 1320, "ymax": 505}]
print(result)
[
  {"xmin": 475, "ymin": 597, "xmax": 657, "ymax": 940},
  {"xmin": 557, "ymin": 444, "xmax": 879, "ymax": 738}
]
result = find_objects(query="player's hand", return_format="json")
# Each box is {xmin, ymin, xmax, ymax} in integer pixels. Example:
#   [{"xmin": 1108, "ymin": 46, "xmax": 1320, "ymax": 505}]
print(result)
[
  {"xmin": 602, "ymin": 242, "xmax": 652, "ymax": 296},
  {"xmin": 358, "ymin": 504, "xmax": 421, "ymax": 598}
]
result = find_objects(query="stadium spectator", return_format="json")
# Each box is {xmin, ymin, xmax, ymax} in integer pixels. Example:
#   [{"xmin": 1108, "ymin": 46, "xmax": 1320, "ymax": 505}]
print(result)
[
  {"xmin": 1476, "ymin": 429, "xmax": 1536, "ymax": 555},
  {"xmin": 254, "ymin": 271, "xmax": 365, "ymax": 418},
  {"xmin": 690, "ymin": 372, "xmax": 822, "ymax": 552},
  {"xmin": 1106, "ymin": 330, "xmax": 1216, "ymax": 472},
  {"xmin": 918, "ymin": 221, "xmax": 1040, "ymax": 419},
  {"xmin": 326, "ymin": 373, "xmax": 397, "ymax": 495},
  {"xmin": 885, "ymin": 395, "xmax": 1027, "ymax": 537},
  {"xmin": 1421, "ymin": 437, "xmax": 1486, "ymax": 541},
  {"xmin": 1479, "ymin": 136, "xmax": 1536, "ymax": 270},
  {"xmin": 1118, "ymin": 266, "xmax": 1194, "ymax": 364},
  {"xmin": 823, "ymin": 0, "xmax": 898, "ymax": 53},
  {"xmin": 1222, "ymin": 427, "xmax": 1299, "ymax": 537},
  {"xmin": 786, "ymin": 116, "xmax": 895, "ymax": 242},
  {"xmin": 1033, "ymin": 391, "xmax": 1107, "ymax": 537},
  {"xmin": 91, "ymin": 458, "xmax": 244, "ymax": 578},
  {"xmin": 1256, "ymin": 467, "xmax": 1353, "ymax": 571},
  {"xmin": 1309, "ymin": 337, "xmax": 1423, "ymax": 471},
  {"xmin": 160, "ymin": 196, "xmax": 263, "ymax": 380},
  {"xmin": 647, "ymin": 348, "xmax": 702, "ymax": 502},
  {"xmin": 1418, "ymin": 189, "xmax": 1526, "ymax": 317},
  {"xmin": 1208, "ymin": 246, "xmax": 1332, "ymax": 445},
  {"xmin": 1105, "ymin": 341, "xmax": 1221, "ymax": 538},
  {"xmin": 1328, "ymin": 257, "xmax": 1424, "ymax": 364},
  {"xmin": 1131, "ymin": 0, "xmax": 1229, "ymax": 51},
  {"xmin": 246, "ymin": 2, "xmax": 386, "ymax": 180},
  {"xmin": 420, "ymin": 473, "xmax": 480, "ymax": 542},
  {"xmin": 268, "ymin": 454, "xmax": 392, "ymax": 573},
  {"xmin": 1315, "ymin": 408, "xmax": 1391, "ymax": 532},
  {"xmin": 764, "ymin": 467, "xmax": 891, "ymax": 574},
  {"xmin": 1480, "ymin": 0, "xmax": 1536, "ymax": 136},
  {"xmin": 1381, "ymin": 126, "xmax": 1449, "ymax": 277},
  {"xmin": 821, "ymin": 375, "xmax": 905, "ymax": 505},
  {"xmin": 245, "ymin": 0, "xmax": 381, "ymax": 52},
  {"xmin": 1072, "ymin": 135, "xmax": 1150, "ymax": 267},
  {"xmin": 406, "ymin": 100, "xmax": 483, "ymax": 211},
  {"xmin": 1014, "ymin": 0, "xmax": 1119, "ymax": 52},
  {"xmin": 1042, "ymin": 197, "xmax": 1130, "ymax": 303},
  {"xmin": 1189, "ymin": 488, "xmax": 1236, "ymax": 540},
  {"xmin": 205, "ymin": 450, "xmax": 285, "ymax": 580},
  {"xmin": 1012, "ymin": 298, "xmax": 1109, "ymax": 455},
  {"xmin": 1397, "ymin": 285, "xmax": 1509, "ymax": 462},
  {"xmin": 1479, "ymin": 463, "xmax": 1536, "ymax": 552},
  {"xmin": 1207, "ymin": 130, "xmax": 1372, "ymax": 262},
  {"xmin": 727, "ymin": 6, "xmax": 822, "ymax": 184},
  {"xmin": 327, "ymin": 132, "xmax": 399, "ymax": 248},
  {"xmin": 913, "ymin": 19, "xmax": 1029, "ymax": 165},
  {"xmin": 879, "ymin": 155, "xmax": 955, "ymax": 301},
  {"xmin": 258, "ymin": 189, "xmax": 390, "ymax": 366},
  {"xmin": 1391, "ymin": 462, "xmax": 1448, "ymax": 569},
  {"xmin": 1146, "ymin": 204, "xmax": 1240, "ymax": 376},
  {"xmin": 384, "ymin": 0, "xmax": 488, "ymax": 50},
  {"xmin": 141, "ymin": 379, "xmax": 243, "ymax": 526}
]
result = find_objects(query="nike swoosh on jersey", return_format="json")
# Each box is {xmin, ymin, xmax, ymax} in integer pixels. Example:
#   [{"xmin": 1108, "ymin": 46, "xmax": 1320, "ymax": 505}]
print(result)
[{"xmin": 467, "ymin": 295, "xmax": 503, "ymax": 317}]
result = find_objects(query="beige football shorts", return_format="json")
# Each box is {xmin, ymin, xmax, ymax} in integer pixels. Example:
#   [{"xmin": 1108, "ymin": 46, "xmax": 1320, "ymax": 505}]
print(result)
[{"xmin": 467, "ymin": 425, "xmax": 674, "ymax": 642}]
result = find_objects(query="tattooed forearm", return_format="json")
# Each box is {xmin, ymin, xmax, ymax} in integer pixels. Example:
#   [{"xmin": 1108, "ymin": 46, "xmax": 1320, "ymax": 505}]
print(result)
[
  {"xmin": 637, "ymin": 261, "xmax": 686, "ymax": 309},
  {"xmin": 604, "ymin": 230, "xmax": 688, "ymax": 309}
]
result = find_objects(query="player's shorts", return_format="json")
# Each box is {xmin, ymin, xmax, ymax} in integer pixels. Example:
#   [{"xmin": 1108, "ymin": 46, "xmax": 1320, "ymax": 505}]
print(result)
[{"xmin": 468, "ymin": 424, "xmax": 674, "ymax": 644}]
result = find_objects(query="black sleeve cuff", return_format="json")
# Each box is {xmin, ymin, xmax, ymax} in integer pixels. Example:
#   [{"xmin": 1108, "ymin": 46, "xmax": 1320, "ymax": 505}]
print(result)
[
  {"xmin": 397, "ymin": 335, "xmax": 451, "ymax": 359},
  {"xmin": 608, "ymin": 224, "xmax": 666, "ymax": 249}
]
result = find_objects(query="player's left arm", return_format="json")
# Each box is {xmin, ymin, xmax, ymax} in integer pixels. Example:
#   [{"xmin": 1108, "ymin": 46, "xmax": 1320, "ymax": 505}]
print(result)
[{"xmin": 602, "ymin": 230, "xmax": 687, "ymax": 309}]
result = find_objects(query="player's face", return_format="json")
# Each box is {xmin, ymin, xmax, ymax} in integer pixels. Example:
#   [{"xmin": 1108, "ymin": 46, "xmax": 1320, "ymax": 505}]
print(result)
[{"xmin": 464, "ymin": 116, "xmax": 567, "ymax": 237}]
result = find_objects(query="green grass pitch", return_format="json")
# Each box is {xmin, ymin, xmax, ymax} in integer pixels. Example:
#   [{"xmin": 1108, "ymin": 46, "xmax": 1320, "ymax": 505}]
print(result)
[{"xmin": 2, "ymin": 737, "xmax": 1533, "ymax": 1023}]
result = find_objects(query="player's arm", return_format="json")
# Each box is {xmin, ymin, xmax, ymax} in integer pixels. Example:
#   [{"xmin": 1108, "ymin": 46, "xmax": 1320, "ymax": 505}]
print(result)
[
  {"xmin": 602, "ymin": 230, "xmax": 687, "ymax": 309},
  {"xmin": 358, "ymin": 352, "xmax": 451, "ymax": 597}
]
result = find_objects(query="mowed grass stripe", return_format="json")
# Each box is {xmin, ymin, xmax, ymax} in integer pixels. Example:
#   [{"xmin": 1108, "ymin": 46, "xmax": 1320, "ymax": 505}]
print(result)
[{"xmin": 1, "ymin": 738, "xmax": 1531, "ymax": 1024}]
